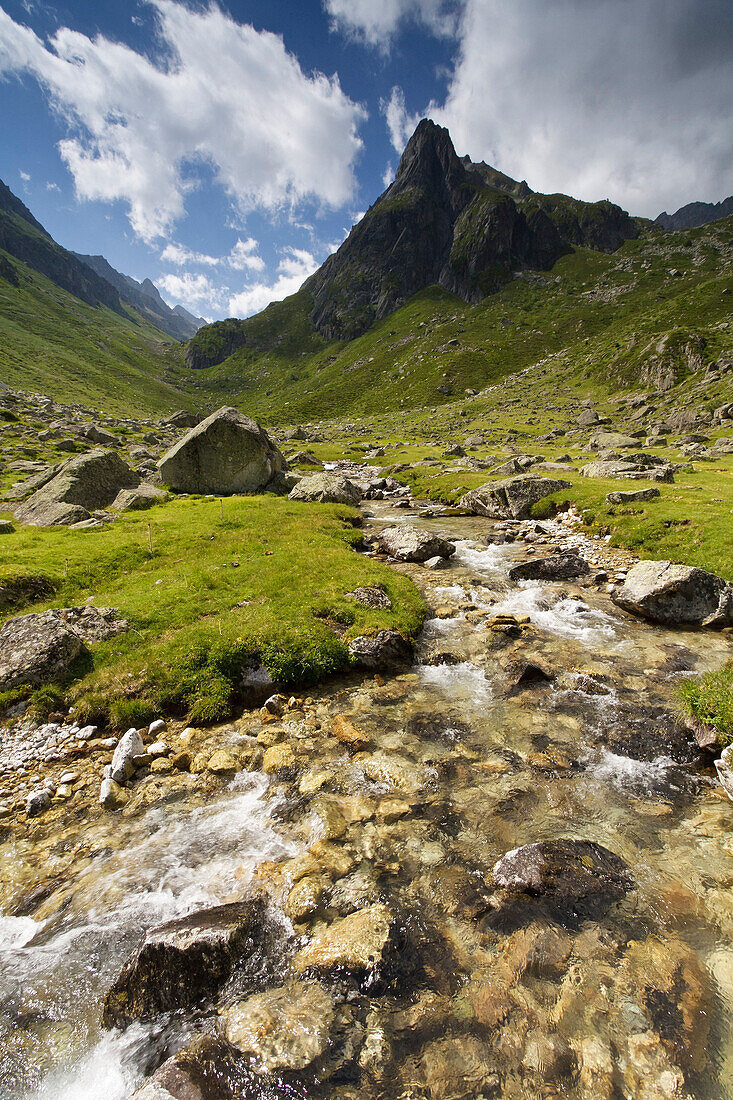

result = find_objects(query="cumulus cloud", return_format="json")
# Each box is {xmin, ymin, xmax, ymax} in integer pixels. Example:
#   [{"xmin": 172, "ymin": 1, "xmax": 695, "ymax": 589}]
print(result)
[
  {"xmin": 228, "ymin": 246, "xmax": 319, "ymax": 318},
  {"xmin": 228, "ymin": 238, "xmax": 265, "ymax": 272},
  {"xmin": 160, "ymin": 243, "xmax": 219, "ymax": 266},
  {"xmin": 381, "ymin": 86, "xmax": 422, "ymax": 154},
  {"xmin": 157, "ymin": 270, "xmax": 226, "ymax": 311},
  {"xmin": 426, "ymin": 0, "xmax": 733, "ymax": 216},
  {"xmin": 0, "ymin": 0, "xmax": 366, "ymax": 241},
  {"xmin": 19, "ymin": 169, "xmax": 30, "ymax": 181},
  {"xmin": 382, "ymin": 163, "xmax": 396, "ymax": 187},
  {"xmin": 324, "ymin": 0, "xmax": 460, "ymax": 48}
]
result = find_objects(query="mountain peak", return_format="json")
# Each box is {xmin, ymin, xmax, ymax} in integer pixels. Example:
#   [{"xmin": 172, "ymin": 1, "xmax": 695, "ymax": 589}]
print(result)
[{"xmin": 394, "ymin": 118, "xmax": 466, "ymax": 195}]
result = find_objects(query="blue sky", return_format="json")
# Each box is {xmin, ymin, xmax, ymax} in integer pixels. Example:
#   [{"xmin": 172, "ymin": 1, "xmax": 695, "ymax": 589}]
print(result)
[{"xmin": 0, "ymin": 0, "xmax": 731, "ymax": 321}]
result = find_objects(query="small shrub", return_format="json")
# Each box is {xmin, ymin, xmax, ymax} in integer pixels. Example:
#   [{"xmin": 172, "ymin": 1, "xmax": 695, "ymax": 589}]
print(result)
[
  {"xmin": 73, "ymin": 692, "xmax": 110, "ymax": 727},
  {"xmin": 188, "ymin": 673, "xmax": 234, "ymax": 724},
  {"xmin": 679, "ymin": 663, "xmax": 733, "ymax": 746}
]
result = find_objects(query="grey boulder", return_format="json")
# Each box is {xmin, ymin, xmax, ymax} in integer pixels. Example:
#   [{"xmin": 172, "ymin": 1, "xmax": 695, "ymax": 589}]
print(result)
[
  {"xmin": 157, "ymin": 407, "xmax": 285, "ymax": 495},
  {"xmin": 14, "ymin": 448, "xmax": 139, "ymax": 527},
  {"xmin": 375, "ymin": 524, "xmax": 455, "ymax": 563},
  {"xmin": 349, "ymin": 630, "xmax": 413, "ymax": 671},
  {"xmin": 612, "ymin": 560, "xmax": 733, "ymax": 627},
  {"xmin": 112, "ymin": 484, "xmax": 169, "ymax": 511},
  {"xmin": 288, "ymin": 472, "xmax": 362, "ymax": 505},
  {"xmin": 581, "ymin": 460, "xmax": 674, "ymax": 483},
  {"xmin": 508, "ymin": 552, "xmax": 590, "ymax": 582},
  {"xmin": 0, "ymin": 606, "xmax": 128, "ymax": 692},
  {"xmin": 459, "ymin": 476, "xmax": 571, "ymax": 520},
  {"xmin": 606, "ymin": 487, "xmax": 661, "ymax": 504}
]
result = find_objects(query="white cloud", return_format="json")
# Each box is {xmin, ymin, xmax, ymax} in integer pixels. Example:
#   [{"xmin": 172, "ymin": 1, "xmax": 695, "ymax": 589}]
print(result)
[
  {"xmin": 228, "ymin": 237, "xmax": 265, "ymax": 272},
  {"xmin": 381, "ymin": 86, "xmax": 421, "ymax": 154},
  {"xmin": 19, "ymin": 170, "xmax": 30, "ymax": 181},
  {"xmin": 157, "ymin": 270, "xmax": 226, "ymax": 311},
  {"xmin": 160, "ymin": 243, "xmax": 219, "ymax": 266},
  {"xmin": 324, "ymin": 0, "xmax": 460, "ymax": 48},
  {"xmin": 382, "ymin": 163, "xmax": 396, "ymax": 187},
  {"xmin": 45, "ymin": 181, "xmax": 60, "ymax": 191},
  {"xmin": 228, "ymin": 246, "xmax": 319, "ymax": 318},
  {"xmin": 428, "ymin": 0, "xmax": 733, "ymax": 217},
  {"xmin": 0, "ymin": 1, "xmax": 366, "ymax": 242}
]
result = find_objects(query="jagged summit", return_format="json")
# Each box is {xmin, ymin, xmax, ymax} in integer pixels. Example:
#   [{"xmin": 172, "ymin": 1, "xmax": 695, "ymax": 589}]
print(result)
[{"xmin": 656, "ymin": 196, "xmax": 733, "ymax": 232}]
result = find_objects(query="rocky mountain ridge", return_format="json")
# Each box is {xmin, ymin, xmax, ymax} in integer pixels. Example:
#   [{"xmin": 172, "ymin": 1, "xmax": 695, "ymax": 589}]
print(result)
[{"xmin": 656, "ymin": 196, "xmax": 733, "ymax": 232}]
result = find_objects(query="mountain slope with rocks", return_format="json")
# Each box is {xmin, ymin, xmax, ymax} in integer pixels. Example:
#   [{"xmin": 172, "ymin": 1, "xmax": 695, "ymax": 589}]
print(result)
[{"xmin": 656, "ymin": 196, "xmax": 733, "ymax": 231}]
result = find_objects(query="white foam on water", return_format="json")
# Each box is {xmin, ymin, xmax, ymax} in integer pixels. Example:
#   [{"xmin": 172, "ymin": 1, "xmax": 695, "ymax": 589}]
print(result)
[
  {"xmin": 422, "ymin": 613, "xmax": 465, "ymax": 637},
  {"xmin": 419, "ymin": 660, "xmax": 492, "ymax": 704},
  {"xmin": 490, "ymin": 584, "xmax": 619, "ymax": 645},
  {"xmin": 584, "ymin": 748, "xmax": 682, "ymax": 797},
  {"xmin": 453, "ymin": 540, "xmax": 513, "ymax": 576},
  {"xmin": 0, "ymin": 772, "xmax": 295, "ymax": 1100},
  {"xmin": 433, "ymin": 584, "xmax": 467, "ymax": 601}
]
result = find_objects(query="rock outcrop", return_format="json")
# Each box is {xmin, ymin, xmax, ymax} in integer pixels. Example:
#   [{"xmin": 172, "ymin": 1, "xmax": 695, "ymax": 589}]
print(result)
[
  {"xmin": 612, "ymin": 560, "xmax": 733, "ymax": 627},
  {"xmin": 14, "ymin": 448, "xmax": 139, "ymax": 526},
  {"xmin": 459, "ymin": 476, "xmax": 571, "ymax": 519},
  {"xmin": 157, "ymin": 407, "xmax": 285, "ymax": 495}
]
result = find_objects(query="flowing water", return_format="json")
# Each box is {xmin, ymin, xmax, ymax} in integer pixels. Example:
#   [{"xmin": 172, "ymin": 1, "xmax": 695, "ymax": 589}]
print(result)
[{"xmin": 1, "ymin": 499, "xmax": 732, "ymax": 1098}]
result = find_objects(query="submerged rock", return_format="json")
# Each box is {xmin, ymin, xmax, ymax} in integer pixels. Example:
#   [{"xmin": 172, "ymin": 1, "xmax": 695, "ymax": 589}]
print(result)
[
  {"xmin": 102, "ymin": 900, "xmax": 262, "ymax": 1028},
  {"xmin": 293, "ymin": 903, "xmax": 395, "ymax": 987},
  {"xmin": 129, "ymin": 1034, "xmax": 240, "ymax": 1100},
  {"xmin": 376, "ymin": 524, "xmax": 455, "ymax": 562},
  {"xmin": 491, "ymin": 839, "xmax": 631, "ymax": 920},
  {"xmin": 157, "ymin": 407, "xmax": 285, "ymax": 495},
  {"xmin": 459, "ymin": 476, "xmax": 570, "ymax": 519},
  {"xmin": 288, "ymin": 472, "xmax": 362, "ymax": 504},
  {"xmin": 220, "ymin": 981, "xmax": 334, "ymax": 1073},
  {"xmin": 612, "ymin": 560, "xmax": 733, "ymax": 627}
]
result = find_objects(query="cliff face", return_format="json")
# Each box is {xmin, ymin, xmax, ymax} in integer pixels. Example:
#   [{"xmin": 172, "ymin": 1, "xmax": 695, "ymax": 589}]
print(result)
[
  {"xmin": 304, "ymin": 120, "xmax": 638, "ymax": 342},
  {"xmin": 187, "ymin": 119, "xmax": 640, "ymax": 367}
]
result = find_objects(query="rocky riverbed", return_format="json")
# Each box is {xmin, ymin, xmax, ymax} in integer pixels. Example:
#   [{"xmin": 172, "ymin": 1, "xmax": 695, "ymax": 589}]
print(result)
[{"xmin": 0, "ymin": 487, "xmax": 732, "ymax": 1099}]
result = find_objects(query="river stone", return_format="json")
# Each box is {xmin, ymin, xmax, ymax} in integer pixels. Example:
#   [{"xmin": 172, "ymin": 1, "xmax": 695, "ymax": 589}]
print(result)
[
  {"xmin": 348, "ymin": 629, "xmax": 413, "ymax": 671},
  {"xmin": 715, "ymin": 745, "xmax": 733, "ymax": 801},
  {"xmin": 606, "ymin": 487, "xmax": 661, "ymax": 504},
  {"xmin": 508, "ymin": 552, "xmax": 590, "ymax": 582},
  {"xmin": 0, "ymin": 610, "xmax": 85, "ymax": 691},
  {"xmin": 110, "ymin": 728, "xmax": 145, "ymax": 784},
  {"xmin": 220, "ymin": 980, "xmax": 334, "ymax": 1073},
  {"xmin": 102, "ymin": 900, "xmax": 262, "ymax": 1028},
  {"xmin": 375, "ymin": 525, "xmax": 455, "ymax": 563},
  {"xmin": 111, "ymin": 484, "xmax": 169, "ymax": 511},
  {"xmin": 459, "ymin": 476, "xmax": 571, "ymax": 520},
  {"xmin": 157, "ymin": 407, "xmax": 285, "ymax": 495},
  {"xmin": 492, "ymin": 839, "xmax": 631, "ymax": 920},
  {"xmin": 99, "ymin": 777, "xmax": 129, "ymax": 810},
  {"xmin": 288, "ymin": 472, "xmax": 362, "ymax": 505},
  {"xmin": 129, "ymin": 1034, "xmax": 240, "ymax": 1100},
  {"xmin": 14, "ymin": 448, "xmax": 140, "ymax": 526},
  {"xmin": 612, "ymin": 560, "xmax": 733, "ymax": 627},
  {"xmin": 292, "ymin": 903, "xmax": 395, "ymax": 985}
]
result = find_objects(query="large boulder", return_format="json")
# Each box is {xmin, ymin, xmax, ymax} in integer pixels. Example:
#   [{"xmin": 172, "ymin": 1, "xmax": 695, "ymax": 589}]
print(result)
[
  {"xmin": 102, "ymin": 901, "xmax": 262, "ymax": 1028},
  {"xmin": 459, "ymin": 477, "xmax": 571, "ymax": 520},
  {"xmin": 348, "ymin": 629, "xmax": 413, "ymax": 671},
  {"xmin": 0, "ymin": 606, "xmax": 128, "ymax": 691},
  {"xmin": 492, "ymin": 839, "xmax": 631, "ymax": 920},
  {"xmin": 606, "ymin": 487, "xmax": 660, "ymax": 504},
  {"xmin": 157, "ymin": 407, "xmax": 285, "ymax": 495},
  {"xmin": 160, "ymin": 409, "xmax": 203, "ymax": 430},
  {"xmin": 581, "ymin": 460, "xmax": 674, "ymax": 483},
  {"xmin": 14, "ymin": 448, "xmax": 139, "ymax": 526},
  {"xmin": 612, "ymin": 560, "xmax": 733, "ymax": 627},
  {"xmin": 375, "ymin": 525, "xmax": 455, "ymax": 562},
  {"xmin": 288, "ymin": 472, "xmax": 362, "ymax": 505}
]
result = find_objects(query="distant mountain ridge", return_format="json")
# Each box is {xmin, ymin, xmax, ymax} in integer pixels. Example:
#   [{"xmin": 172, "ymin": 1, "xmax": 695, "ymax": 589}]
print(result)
[
  {"xmin": 656, "ymin": 196, "xmax": 733, "ymax": 231},
  {"xmin": 73, "ymin": 252, "xmax": 204, "ymax": 340}
]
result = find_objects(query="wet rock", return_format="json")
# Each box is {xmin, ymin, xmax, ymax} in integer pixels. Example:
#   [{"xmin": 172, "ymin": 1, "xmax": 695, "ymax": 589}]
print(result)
[
  {"xmin": 262, "ymin": 743, "xmax": 295, "ymax": 774},
  {"xmin": 407, "ymin": 1036, "xmax": 499, "ymax": 1099},
  {"xmin": 99, "ymin": 777, "xmax": 129, "ymax": 810},
  {"xmin": 348, "ymin": 630, "xmax": 413, "ymax": 671},
  {"xmin": 129, "ymin": 1034, "xmax": 240, "ymax": 1100},
  {"xmin": 331, "ymin": 715, "xmax": 371, "ymax": 750},
  {"xmin": 496, "ymin": 660, "xmax": 555, "ymax": 696},
  {"xmin": 207, "ymin": 750, "xmax": 239, "ymax": 774},
  {"xmin": 14, "ymin": 448, "xmax": 139, "ymax": 526},
  {"xmin": 345, "ymin": 586, "xmax": 392, "ymax": 610},
  {"xmin": 26, "ymin": 789, "xmax": 51, "ymax": 816},
  {"xmin": 157, "ymin": 407, "xmax": 285, "ymax": 495},
  {"xmin": 110, "ymin": 728, "xmax": 145, "ymax": 784},
  {"xmin": 293, "ymin": 903, "xmax": 396, "ymax": 987},
  {"xmin": 375, "ymin": 524, "xmax": 455, "ymax": 563},
  {"xmin": 612, "ymin": 560, "xmax": 733, "ymax": 627},
  {"xmin": 508, "ymin": 551, "xmax": 590, "ymax": 582},
  {"xmin": 0, "ymin": 610, "xmax": 85, "ymax": 691},
  {"xmin": 491, "ymin": 839, "xmax": 631, "ymax": 921},
  {"xmin": 459, "ymin": 476, "xmax": 571, "ymax": 519},
  {"xmin": 288, "ymin": 472, "xmax": 362, "ymax": 505},
  {"xmin": 606, "ymin": 486, "xmax": 661, "ymax": 504},
  {"xmin": 220, "ymin": 980, "xmax": 334, "ymax": 1073},
  {"xmin": 102, "ymin": 900, "xmax": 262, "ymax": 1028}
]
